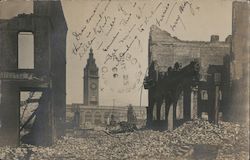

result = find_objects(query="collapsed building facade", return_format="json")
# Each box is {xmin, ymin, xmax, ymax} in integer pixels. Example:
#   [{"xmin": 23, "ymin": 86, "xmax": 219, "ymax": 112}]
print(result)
[
  {"xmin": 145, "ymin": 25, "xmax": 230, "ymax": 130},
  {"xmin": 0, "ymin": 1, "xmax": 67, "ymax": 146},
  {"xmin": 145, "ymin": 1, "xmax": 249, "ymax": 130}
]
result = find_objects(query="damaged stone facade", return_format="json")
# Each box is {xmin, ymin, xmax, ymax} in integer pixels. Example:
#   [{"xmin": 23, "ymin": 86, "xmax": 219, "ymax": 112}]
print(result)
[
  {"xmin": 148, "ymin": 25, "xmax": 231, "ymax": 79},
  {"xmin": 146, "ymin": 1, "xmax": 250, "ymax": 130},
  {"xmin": 146, "ymin": 25, "xmax": 231, "ymax": 130},
  {"xmin": 0, "ymin": 1, "xmax": 67, "ymax": 146}
]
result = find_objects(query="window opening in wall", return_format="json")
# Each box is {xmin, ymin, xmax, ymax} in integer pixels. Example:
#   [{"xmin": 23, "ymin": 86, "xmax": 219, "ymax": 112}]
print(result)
[
  {"xmin": 19, "ymin": 91, "xmax": 42, "ymax": 144},
  {"xmin": 201, "ymin": 90, "xmax": 208, "ymax": 100},
  {"xmin": 18, "ymin": 32, "xmax": 34, "ymax": 69}
]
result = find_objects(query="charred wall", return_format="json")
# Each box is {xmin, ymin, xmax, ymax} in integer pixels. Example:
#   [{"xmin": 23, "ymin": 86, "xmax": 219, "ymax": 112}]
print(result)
[
  {"xmin": 0, "ymin": 1, "xmax": 67, "ymax": 146},
  {"xmin": 148, "ymin": 25, "xmax": 230, "ymax": 79},
  {"xmin": 146, "ymin": 25, "xmax": 231, "ymax": 129},
  {"xmin": 228, "ymin": 1, "xmax": 250, "ymax": 123}
]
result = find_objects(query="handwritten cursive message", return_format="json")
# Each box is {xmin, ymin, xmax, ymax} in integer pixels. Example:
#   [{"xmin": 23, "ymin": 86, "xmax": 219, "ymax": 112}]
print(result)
[{"xmin": 71, "ymin": 0, "xmax": 200, "ymax": 93}]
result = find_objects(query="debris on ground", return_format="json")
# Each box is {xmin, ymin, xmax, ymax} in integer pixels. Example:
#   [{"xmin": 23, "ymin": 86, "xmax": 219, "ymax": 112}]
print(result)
[
  {"xmin": 0, "ymin": 119, "xmax": 248, "ymax": 160},
  {"xmin": 107, "ymin": 121, "xmax": 138, "ymax": 134}
]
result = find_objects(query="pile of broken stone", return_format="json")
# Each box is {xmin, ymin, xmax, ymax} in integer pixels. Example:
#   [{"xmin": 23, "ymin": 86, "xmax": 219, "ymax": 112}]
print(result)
[{"xmin": 0, "ymin": 119, "xmax": 248, "ymax": 160}]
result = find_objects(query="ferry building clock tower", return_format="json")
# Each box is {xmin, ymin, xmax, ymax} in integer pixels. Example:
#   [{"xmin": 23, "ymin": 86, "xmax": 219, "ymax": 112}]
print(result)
[{"xmin": 83, "ymin": 48, "xmax": 99, "ymax": 106}]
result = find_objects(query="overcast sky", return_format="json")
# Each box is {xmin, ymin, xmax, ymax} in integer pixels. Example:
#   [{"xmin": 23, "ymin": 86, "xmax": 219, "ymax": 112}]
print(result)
[{"xmin": 0, "ymin": 0, "xmax": 232, "ymax": 106}]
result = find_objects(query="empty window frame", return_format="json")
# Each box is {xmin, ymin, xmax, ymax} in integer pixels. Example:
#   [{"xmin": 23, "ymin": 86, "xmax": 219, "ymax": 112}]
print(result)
[
  {"xmin": 201, "ymin": 90, "xmax": 208, "ymax": 100},
  {"xmin": 18, "ymin": 32, "xmax": 34, "ymax": 69}
]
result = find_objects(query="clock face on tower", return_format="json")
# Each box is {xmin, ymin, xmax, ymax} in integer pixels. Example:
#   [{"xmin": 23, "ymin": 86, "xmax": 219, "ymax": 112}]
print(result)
[{"xmin": 90, "ymin": 82, "xmax": 97, "ymax": 90}]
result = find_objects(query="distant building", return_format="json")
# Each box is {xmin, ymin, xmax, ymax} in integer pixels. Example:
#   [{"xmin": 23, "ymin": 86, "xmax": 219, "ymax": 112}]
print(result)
[
  {"xmin": 67, "ymin": 49, "xmax": 146, "ymax": 128},
  {"xmin": 66, "ymin": 104, "xmax": 146, "ymax": 128}
]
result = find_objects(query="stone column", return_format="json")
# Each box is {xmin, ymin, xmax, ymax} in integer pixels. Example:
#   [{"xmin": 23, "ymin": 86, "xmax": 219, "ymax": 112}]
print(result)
[
  {"xmin": 191, "ymin": 87, "xmax": 198, "ymax": 119},
  {"xmin": 208, "ymin": 73, "xmax": 221, "ymax": 125},
  {"xmin": 168, "ymin": 104, "xmax": 173, "ymax": 131},
  {"xmin": 160, "ymin": 100, "xmax": 166, "ymax": 120},
  {"xmin": 146, "ymin": 106, "xmax": 152, "ymax": 127},
  {"xmin": 197, "ymin": 87, "xmax": 202, "ymax": 119},
  {"xmin": 153, "ymin": 104, "xmax": 157, "ymax": 120},
  {"xmin": 176, "ymin": 94, "xmax": 183, "ymax": 120},
  {"xmin": 214, "ymin": 86, "xmax": 220, "ymax": 125},
  {"xmin": 183, "ymin": 87, "xmax": 191, "ymax": 120}
]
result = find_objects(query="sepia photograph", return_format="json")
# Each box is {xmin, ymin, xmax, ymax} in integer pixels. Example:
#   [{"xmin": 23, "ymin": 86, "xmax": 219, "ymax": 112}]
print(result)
[{"xmin": 0, "ymin": 0, "xmax": 249, "ymax": 159}]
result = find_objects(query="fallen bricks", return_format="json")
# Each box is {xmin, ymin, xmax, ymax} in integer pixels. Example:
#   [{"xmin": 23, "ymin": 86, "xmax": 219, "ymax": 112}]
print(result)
[{"xmin": 0, "ymin": 119, "xmax": 248, "ymax": 160}]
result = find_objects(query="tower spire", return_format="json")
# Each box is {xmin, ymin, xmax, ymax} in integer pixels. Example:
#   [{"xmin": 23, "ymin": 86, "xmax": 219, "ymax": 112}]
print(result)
[{"xmin": 89, "ymin": 47, "xmax": 93, "ymax": 58}]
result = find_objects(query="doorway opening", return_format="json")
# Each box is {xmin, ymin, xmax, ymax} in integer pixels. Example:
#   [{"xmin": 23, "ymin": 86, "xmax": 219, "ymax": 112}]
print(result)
[{"xmin": 19, "ymin": 91, "xmax": 43, "ymax": 144}]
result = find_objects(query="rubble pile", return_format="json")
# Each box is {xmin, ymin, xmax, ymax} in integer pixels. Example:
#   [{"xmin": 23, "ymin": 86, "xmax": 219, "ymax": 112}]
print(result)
[
  {"xmin": 107, "ymin": 121, "xmax": 138, "ymax": 134},
  {"xmin": 0, "ymin": 120, "xmax": 248, "ymax": 160},
  {"xmin": 173, "ymin": 120, "xmax": 243, "ymax": 145}
]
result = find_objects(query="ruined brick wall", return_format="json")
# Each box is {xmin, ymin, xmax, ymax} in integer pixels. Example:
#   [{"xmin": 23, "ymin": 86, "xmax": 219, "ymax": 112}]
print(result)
[
  {"xmin": 149, "ymin": 25, "xmax": 230, "ymax": 81},
  {"xmin": 0, "ymin": 14, "xmax": 51, "ymax": 73},
  {"xmin": 229, "ymin": 1, "xmax": 250, "ymax": 123},
  {"xmin": 35, "ymin": 1, "xmax": 68, "ymax": 138},
  {"xmin": 0, "ymin": 14, "xmax": 52, "ymax": 146},
  {"xmin": 147, "ymin": 25, "xmax": 230, "ymax": 128},
  {"xmin": 231, "ymin": 1, "xmax": 250, "ymax": 80},
  {"xmin": 0, "ymin": 1, "xmax": 67, "ymax": 146}
]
